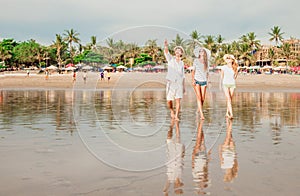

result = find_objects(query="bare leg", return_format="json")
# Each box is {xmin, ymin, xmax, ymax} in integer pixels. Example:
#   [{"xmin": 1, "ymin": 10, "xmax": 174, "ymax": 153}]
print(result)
[
  {"xmin": 223, "ymin": 87, "xmax": 235, "ymax": 119},
  {"xmin": 195, "ymin": 85, "xmax": 205, "ymax": 119},
  {"xmin": 175, "ymin": 98, "xmax": 181, "ymax": 121},
  {"xmin": 167, "ymin": 100, "xmax": 175, "ymax": 119},
  {"xmin": 200, "ymin": 85, "xmax": 207, "ymax": 106},
  {"xmin": 223, "ymin": 87, "xmax": 231, "ymax": 118},
  {"xmin": 228, "ymin": 87, "xmax": 235, "ymax": 118}
]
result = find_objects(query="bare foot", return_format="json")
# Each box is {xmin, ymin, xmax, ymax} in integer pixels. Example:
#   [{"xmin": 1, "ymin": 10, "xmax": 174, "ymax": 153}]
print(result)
[{"xmin": 200, "ymin": 112, "xmax": 205, "ymax": 120}]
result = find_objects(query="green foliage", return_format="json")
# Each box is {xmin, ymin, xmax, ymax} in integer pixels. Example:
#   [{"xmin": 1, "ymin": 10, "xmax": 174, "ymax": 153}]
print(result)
[
  {"xmin": 13, "ymin": 39, "xmax": 41, "ymax": 66},
  {"xmin": 134, "ymin": 53, "xmax": 152, "ymax": 65},
  {"xmin": 74, "ymin": 50, "xmax": 107, "ymax": 64}
]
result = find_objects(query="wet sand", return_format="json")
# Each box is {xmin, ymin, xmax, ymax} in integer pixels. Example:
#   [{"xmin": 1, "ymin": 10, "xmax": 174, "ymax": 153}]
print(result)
[{"xmin": 1, "ymin": 71, "xmax": 300, "ymax": 91}]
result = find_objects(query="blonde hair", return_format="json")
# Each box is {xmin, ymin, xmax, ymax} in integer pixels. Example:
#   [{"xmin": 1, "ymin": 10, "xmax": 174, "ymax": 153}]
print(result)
[
  {"xmin": 232, "ymin": 60, "xmax": 238, "ymax": 76},
  {"xmin": 199, "ymin": 49, "xmax": 208, "ymax": 71}
]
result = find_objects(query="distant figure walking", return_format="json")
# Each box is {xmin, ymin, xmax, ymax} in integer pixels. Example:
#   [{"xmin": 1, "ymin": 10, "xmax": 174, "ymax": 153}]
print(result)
[
  {"xmin": 220, "ymin": 54, "xmax": 239, "ymax": 119},
  {"xmin": 83, "ymin": 71, "xmax": 87, "ymax": 84},
  {"xmin": 73, "ymin": 71, "xmax": 76, "ymax": 83},
  {"xmin": 192, "ymin": 46, "xmax": 211, "ymax": 119},
  {"xmin": 100, "ymin": 71, "xmax": 104, "ymax": 81},
  {"xmin": 164, "ymin": 39, "xmax": 185, "ymax": 121},
  {"xmin": 107, "ymin": 72, "xmax": 111, "ymax": 83},
  {"xmin": 45, "ymin": 69, "xmax": 49, "ymax": 80}
]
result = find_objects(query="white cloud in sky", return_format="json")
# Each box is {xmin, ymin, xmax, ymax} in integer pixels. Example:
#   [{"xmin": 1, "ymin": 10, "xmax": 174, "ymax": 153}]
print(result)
[{"xmin": 1, "ymin": 0, "xmax": 299, "ymax": 45}]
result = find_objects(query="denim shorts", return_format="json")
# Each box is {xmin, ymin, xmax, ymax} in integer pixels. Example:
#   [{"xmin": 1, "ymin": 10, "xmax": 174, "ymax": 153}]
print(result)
[{"xmin": 195, "ymin": 80, "xmax": 207, "ymax": 86}]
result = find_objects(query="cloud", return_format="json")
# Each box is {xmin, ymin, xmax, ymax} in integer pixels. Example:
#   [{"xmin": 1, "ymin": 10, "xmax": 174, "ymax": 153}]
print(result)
[{"xmin": 1, "ymin": 0, "xmax": 299, "ymax": 45}]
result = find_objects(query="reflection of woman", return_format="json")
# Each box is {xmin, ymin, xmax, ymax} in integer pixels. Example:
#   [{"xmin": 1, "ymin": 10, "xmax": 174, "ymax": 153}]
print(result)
[
  {"xmin": 192, "ymin": 46, "xmax": 211, "ymax": 119},
  {"xmin": 219, "ymin": 118, "xmax": 238, "ymax": 182},
  {"xmin": 164, "ymin": 120, "xmax": 185, "ymax": 195},
  {"xmin": 192, "ymin": 120, "xmax": 210, "ymax": 195},
  {"xmin": 220, "ymin": 54, "xmax": 238, "ymax": 119}
]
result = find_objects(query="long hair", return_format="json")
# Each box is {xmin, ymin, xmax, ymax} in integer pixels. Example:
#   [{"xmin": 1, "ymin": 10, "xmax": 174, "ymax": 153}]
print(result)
[
  {"xmin": 231, "ymin": 59, "xmax": 238, "ymax": 76},
  {"xmin": 203, "ymin": 51, "xmax": 208, "ymax": 71},
  {"xmin": 200, "ymin": 49, "xmax": 208, "ymax": 71}
]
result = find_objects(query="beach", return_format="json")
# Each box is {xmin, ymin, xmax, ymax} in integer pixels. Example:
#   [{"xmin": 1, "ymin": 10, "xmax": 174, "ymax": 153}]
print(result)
[
  {"xmin": 1, "ymin": 71, "xmax": 299, "ymax": 91},
  {"xmin": 1, "ymin": 71, "xmax": 300, "ymax": 196}
]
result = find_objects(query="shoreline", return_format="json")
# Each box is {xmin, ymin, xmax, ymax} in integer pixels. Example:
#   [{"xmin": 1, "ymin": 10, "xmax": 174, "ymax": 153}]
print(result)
[{"xmin": 1, "ymin": 72, "xmax": 300, "ymax": 92}]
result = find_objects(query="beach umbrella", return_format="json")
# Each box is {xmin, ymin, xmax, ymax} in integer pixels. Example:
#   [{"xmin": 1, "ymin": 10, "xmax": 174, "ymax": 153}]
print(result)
[
  {"xmin": 116, "ymin": 65, "xmax": 127, "ymax": 69},
  {"xmin": 66, "ymin": 63, "xmax": 74, "ymax": 68},
  {"xmin": 47, "ymin": 65, "xmax": 58, "ymax": 70},
  {"xmin": 144, "ymin": 64, "xmax": 153, "ymax": 69},
  {"xmin": 103, "ymin": 65, "xmax": 113, "ymax": 70},
  {"xmin": 82, "ymin": 65, "xmax": 93, "ymax": 70},
  {"xmin": 153, "ymin": 65, "xmax": 166, "ymax": 70},
  {"xmin": 65, "ymin": 66, "xmax": 76, "ymax": 71}
]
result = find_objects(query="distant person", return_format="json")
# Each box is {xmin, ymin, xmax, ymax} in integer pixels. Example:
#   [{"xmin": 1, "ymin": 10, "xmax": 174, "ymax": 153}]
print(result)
[
  {"xmin": 45, "ymin": 69, "xmax": 49, "ymax": 80},
  {"xmin": 83, "ymin": 70, "xmax": 87, "ymax": 84},
  {"xmin": 220, "ymin": 54, "xmax": 238, "ymax": 119},
  {"xmin": 219, "ymin": 118, "xmax": 238, "ymax": 182},
  {"xmin": 100, "ymin": 71, "xmax": 104, "ymax": 81},
  {"xmin": 164, "ymin": 39, "xmax": 186, "ymax": 121},
  {"xmin": 73, "ymin": 71, "xmax": 76, "ymax": 83},
  {"xmin": 192, "ymin": 46, "xmax": 211, "ymax": 120},
  {"xmin": 26, "ymin": 69, "xmax": 30, "ymax": 77},
  {"xmin": 107, "ymin": 71, "xmax": 111, "ymax": 83}
]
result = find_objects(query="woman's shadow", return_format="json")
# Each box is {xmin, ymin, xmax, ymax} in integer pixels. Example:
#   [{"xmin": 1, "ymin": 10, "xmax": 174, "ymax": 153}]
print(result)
[
  {"xmin": 192, "ymin": 119, "xmax": 211, "ymax": 195},
  {"xmin": 219, "ymin": 118, "xmax": 239, "ymax": 183},
  {"xmin": 163, "ymin": 119, "xmax": 185, "ymax": 195}
]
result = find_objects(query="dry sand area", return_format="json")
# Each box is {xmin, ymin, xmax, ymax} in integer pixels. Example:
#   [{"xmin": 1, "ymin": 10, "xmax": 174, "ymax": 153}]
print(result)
[{"xmin": 0, "ymin": 72, "xmax": 299, "ymax": 92}]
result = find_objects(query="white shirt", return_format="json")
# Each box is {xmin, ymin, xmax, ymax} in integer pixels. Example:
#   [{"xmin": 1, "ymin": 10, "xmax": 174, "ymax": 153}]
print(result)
[
  {"xmin": 164, "ymin": 52, "xmax": 185, "ymax": 83},
  {"xmin": 193, "ymin": 59, "xmax": 207, "ymax": 82},
  {"xmin": 221, "ymin": 65, "xmax": 235, "ymax": 85}
]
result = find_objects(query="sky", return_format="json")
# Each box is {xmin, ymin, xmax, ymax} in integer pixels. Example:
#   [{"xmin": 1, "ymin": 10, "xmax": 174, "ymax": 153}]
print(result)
[{"xmin": 0, "ymin": 0, "xmax": 299, "ymax": 46}]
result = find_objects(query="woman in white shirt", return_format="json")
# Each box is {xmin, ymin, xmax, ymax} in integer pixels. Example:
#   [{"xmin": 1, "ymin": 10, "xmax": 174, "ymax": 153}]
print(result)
[
  {"xmin": 192, "ymin": 46, "xmax": 211, "ymax": 119},
  {"xmin": 164, "ymin": 39, "xmax": 185, "ymax": 121},
  {"xmin": 220, "ymin": 54, "xmax": 238, "ymax": 119}
]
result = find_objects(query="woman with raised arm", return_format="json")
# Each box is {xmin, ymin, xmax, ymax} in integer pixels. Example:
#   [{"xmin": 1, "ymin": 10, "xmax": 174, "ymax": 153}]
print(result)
[{"xmin": 164, "ymin": 39, "xmax": 186, "ymax": 121}]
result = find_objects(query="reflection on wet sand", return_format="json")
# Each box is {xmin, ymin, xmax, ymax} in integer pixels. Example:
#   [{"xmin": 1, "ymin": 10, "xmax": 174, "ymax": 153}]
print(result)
[
  {"xmin": 192, "ymin": 120, "xmax": 211, "ymax": 195},
  {"xmin": 163, "ymin": 120, "xmax": 185, "ymax": 195},
  {"xmin": 219, "ymin": 118, "xmax": 238, "ymax": 183}
]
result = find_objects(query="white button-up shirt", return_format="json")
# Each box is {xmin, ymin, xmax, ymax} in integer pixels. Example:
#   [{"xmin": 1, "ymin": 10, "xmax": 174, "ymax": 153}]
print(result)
[{"xmin": 164, "ymin": 52, "xmax": 185, "ymax": 83}]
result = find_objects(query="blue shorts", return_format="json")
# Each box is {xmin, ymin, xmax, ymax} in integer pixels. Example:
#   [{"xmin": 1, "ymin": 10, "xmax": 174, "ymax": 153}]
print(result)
[{"xmin": 195, "ymin": 80, "xmax": 207, "ymax": 86}]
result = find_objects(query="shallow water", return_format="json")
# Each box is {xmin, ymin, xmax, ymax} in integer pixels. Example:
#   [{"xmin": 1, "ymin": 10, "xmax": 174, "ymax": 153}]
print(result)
[{"xmin": 0, "ymin": 89, "xmax": 300, "ymax": 195}]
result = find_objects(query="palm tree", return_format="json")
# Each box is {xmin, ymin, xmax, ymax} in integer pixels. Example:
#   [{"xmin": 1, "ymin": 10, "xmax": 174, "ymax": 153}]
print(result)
[
  {"xmin": 268, "ymin": 26, "xmax": 284, "ymax": 46},
  {"xmin": 63, "ymin": 29, "xmax": 80, "ymax": 64},
  {"xmin": 203, "ymin": 35, "xmax": 216, "ymax": 55},
  {"xmin": 52, "ymin": 34, "xmax": 65, "ymax": 68},
  {"xmin": 170, "ymin": 34, "xmax": 185, "ymax": 51},
  {"xmin": 215, "ymin": 34, "xmax": 225, "ymax": 54},
  {"xmin": 268, "ymin": 48, "xmax": 276, "ymax": 67},
  {"xmin": 90, "ymin": 36, "xmax": 97, "ymax": 51},
  {"xmin": 281, "ymin": 42, "xmax": 291, "ymax": 72},
  {"xmin": 144, "ymin": 39, "xmax": 159, "ymax": 63},
  {"xmin": 185, "ymin": 30, "xmax": 203, "ymax": 56},
  {"xmin": 247, "ymin": 32, "xmax": 261, "ymax": 52}
]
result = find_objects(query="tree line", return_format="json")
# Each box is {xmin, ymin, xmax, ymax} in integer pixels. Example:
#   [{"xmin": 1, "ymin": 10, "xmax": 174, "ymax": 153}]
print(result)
[{"xmin": 0, "ymin": 26, "xmax": 299, "ymax": 69}]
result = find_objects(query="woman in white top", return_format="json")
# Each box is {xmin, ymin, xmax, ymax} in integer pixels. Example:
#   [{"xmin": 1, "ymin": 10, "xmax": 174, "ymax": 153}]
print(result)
[
  {"xmin": 220, "ymin": 54, "xmax": 239, "ymax": 119},
  {"xmin": 192, "ymin": 46, "xmax": 211, "ymax": 119},
  {"xmin": 164, "ymin": 39, "xmax": 186, "ymax": 121}
]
